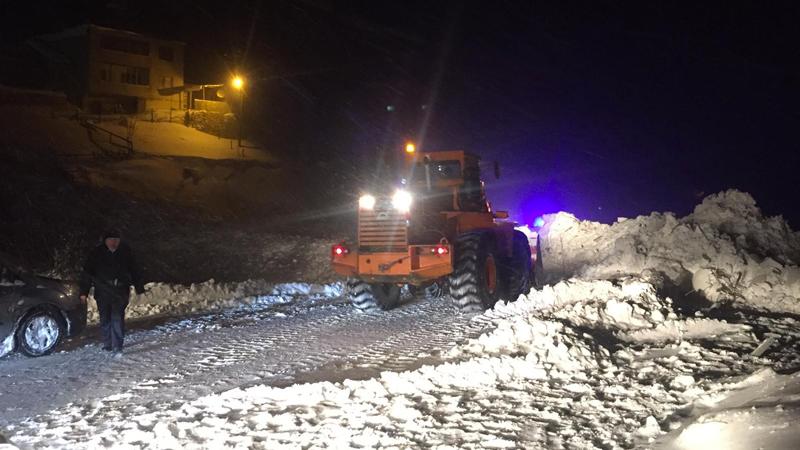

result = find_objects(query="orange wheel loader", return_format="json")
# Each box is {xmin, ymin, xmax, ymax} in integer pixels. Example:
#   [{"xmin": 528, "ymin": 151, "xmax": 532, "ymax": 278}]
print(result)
[{"xmin": 331, "ymin": 143, "xmax": 540, "ymax": 312}]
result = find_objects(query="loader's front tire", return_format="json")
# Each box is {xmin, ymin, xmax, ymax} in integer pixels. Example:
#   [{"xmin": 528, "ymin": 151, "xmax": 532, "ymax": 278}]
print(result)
[
  {"xmin": 449, "ymin": 233, "xmax": 502, "ymax": 312},
  {"xmin": 347, "ymin": 279, "xmax": 401, "ymax": 312}
]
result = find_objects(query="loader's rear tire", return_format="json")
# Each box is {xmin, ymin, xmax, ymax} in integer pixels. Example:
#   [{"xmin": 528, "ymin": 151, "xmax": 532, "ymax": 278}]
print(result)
[
  {"xmin": 347, "ymin": 279, "xmax": 401, "ymax": 312},
  {"xmin": 449, "ymin": 233, "xmax": 502, "ymax": 312},
  {"xmin": 503, "ymin": 230, "xmax": 532, "ymax": 302}
]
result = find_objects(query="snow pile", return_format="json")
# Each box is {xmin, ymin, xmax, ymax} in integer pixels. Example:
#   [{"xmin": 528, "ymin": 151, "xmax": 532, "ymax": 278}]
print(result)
[
  {"xmin": 0, "ymin": 335, "xmax": 14, "ymax": 359},
  {"xmin": 539, "ymin": 190, "xmax": 800, "ymax": 314},
  {"xmin": 484, "ymin": 278, "xmax": 751, "ymax": 345},
  {"xmin": 453, "ymin": 316, "xmax": 611, "ymax": 374},
  {"xmin": 86, "ymin": 280, "xmax": 343, "ymax": 323},
  {"xmin": 690, "ymin": 190, "xmax": 800, "ymax": 263}
]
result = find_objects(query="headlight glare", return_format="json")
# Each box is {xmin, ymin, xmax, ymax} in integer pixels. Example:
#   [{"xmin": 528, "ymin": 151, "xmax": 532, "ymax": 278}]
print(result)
[
  {"xmin": 359, "ymin": 194, "xmax": 376, "ymax": 210},
  {"xmin": 392, "ymin": 190, "xmax": 412, "ymax": 213}
]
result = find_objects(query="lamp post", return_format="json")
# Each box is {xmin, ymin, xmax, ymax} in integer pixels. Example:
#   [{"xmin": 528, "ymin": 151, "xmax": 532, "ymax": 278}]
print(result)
[{"xmin": 231, "ymin": 75, "xmax": 245, "ymax": 148}]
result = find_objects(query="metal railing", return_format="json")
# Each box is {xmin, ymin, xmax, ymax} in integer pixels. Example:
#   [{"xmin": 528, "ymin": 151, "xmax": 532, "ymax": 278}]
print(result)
[{"xmin": 79, "ymin": 118, "xmax": 134, "ymax": 158}]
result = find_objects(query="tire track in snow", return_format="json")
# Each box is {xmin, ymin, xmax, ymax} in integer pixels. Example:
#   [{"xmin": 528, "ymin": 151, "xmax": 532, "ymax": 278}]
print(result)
[{"xmin": 0, "ymin": 294, "xmax": 491, "ymax": 429}]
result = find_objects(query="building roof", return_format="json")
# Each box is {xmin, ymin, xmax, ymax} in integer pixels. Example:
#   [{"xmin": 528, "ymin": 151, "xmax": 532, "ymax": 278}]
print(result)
[{"xmin": 33, "ymin": 24, "xmax": 185, "ymax": 45}]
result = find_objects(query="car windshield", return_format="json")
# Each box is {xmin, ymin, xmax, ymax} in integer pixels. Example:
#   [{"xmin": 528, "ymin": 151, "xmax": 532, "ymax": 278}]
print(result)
[{"xmin": 411, "ymin": 160, "xmax": 462, "ymax": 182}]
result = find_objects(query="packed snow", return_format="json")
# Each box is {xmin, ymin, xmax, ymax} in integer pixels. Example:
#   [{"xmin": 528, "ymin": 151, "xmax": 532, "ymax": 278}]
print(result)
[
  {"xmin": 85, "ymin": 280, "xmax": 343, "ymax": 323},
  {"xmin": 2, "ymin": 190, "xmax": 799, "ymax": 449}
]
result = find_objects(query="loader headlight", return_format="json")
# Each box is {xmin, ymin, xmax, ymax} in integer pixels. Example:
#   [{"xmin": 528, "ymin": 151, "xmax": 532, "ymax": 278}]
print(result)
[
  {"xmin": 359, "ymin": 194, "xmax": 376, "ymax": 210},
  {"xmin": 392, "ymin": 189, "xmax": 412, "ymax": 213}
]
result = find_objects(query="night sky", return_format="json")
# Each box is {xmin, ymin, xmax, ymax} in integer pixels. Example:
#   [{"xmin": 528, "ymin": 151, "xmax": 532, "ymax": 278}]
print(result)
[{"xmin": 3, "ymin": 1, "xmax": 799, "ymax": 226}]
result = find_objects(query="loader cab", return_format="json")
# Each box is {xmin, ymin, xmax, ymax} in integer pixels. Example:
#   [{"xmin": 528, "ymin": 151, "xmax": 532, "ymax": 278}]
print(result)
[{"xmin": 405, "ymin": 150, "xmax": 488, "ymax": 213}]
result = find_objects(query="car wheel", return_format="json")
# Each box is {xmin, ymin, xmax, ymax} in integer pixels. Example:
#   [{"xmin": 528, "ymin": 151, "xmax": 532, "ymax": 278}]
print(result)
[{"xmin": 16, "ymin": 310, "xmax": 64, "ymax": 357}]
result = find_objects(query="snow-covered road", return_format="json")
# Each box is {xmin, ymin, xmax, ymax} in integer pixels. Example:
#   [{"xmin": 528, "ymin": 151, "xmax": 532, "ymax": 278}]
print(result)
[
  {"xmin": 0, "ymin": 291, "xmax": 489, "ymax": 430},
  {"xmin": 1, "ymin": 190, "xmax": 799, "ymax": 449},
  {"xmin": 5, "ymin": 278, "xmax": 797, "ymax": 449}
]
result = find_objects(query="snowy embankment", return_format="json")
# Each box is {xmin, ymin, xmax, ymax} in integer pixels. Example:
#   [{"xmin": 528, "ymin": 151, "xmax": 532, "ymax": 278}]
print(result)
[
  {"xmin": 10, "ymin": 189, "xmax": 799, "ymax": 449},
  {"xmin": 539, "ymin": 190, "xmax": 800, "ymax": 314},
  {"xmin": 86, "ymin": 280, "xmax": 343, "ymax": 324}
]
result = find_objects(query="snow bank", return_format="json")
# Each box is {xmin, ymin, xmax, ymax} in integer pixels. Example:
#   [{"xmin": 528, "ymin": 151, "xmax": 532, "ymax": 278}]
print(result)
[
  {"xmin": 487, "ymin": 278, "xmax": 752, "ymax": 345},
  {"xmin": 0, "ymin": 334, "xmax": 14, "ymax": 359},
  {"xmin": 539, "ymin": 190, "xmax": 800, "ymax": 314},
  {"xmin": 86, "ymin": 280, "xmax": 343, "ymax": 323}
]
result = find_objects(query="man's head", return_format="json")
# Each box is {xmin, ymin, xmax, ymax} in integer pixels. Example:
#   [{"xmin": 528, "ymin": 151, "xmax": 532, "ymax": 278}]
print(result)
[{"xmin": 103, "ymin": 230, "xmax": 121, "ymax": 252}]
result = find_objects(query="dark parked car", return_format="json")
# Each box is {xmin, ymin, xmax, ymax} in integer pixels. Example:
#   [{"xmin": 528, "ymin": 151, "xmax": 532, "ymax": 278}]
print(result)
[{"xmin": 0, "ymin": 257, "xmax": 87, "ymax": 357}]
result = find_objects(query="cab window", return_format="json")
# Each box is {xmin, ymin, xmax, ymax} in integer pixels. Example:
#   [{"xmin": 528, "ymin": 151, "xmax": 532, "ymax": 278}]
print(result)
[{"xmin": 412, "ymin": 160, "xmax": 462, "ymax": 182}]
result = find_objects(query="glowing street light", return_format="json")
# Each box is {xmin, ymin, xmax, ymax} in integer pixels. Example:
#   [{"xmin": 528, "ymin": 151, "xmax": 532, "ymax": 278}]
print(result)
[
  {"xmin": 231, "ymin": 76, "xmax": 244, "ymax": 90},
  {"xmin": 230, "ymin": 75, "xmax": 245, "ymax": 149}
]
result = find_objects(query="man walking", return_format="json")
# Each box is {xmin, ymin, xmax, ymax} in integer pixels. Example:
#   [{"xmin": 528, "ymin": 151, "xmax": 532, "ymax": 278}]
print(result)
[{"xmin": 79, "ymin": 230, "xmax": 144, "ymax": 354}]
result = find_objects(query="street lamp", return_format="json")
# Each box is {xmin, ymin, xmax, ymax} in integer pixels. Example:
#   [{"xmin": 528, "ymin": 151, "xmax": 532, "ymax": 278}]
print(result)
[
  {"xmin": 231, "ymin": 75, "xmax": 245, "ymax": 148},
  {"xmin": 231, "ymin": 76, "xmax": 244, "ymax": 90}
]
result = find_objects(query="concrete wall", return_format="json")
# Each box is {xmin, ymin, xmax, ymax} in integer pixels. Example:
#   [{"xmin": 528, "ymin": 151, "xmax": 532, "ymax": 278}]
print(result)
[
  {"xmin": 145, "ymin": 94, "xmax": 183, "ymax": 111},
  {"xmin": 195, "ymin": 99, "xmax": 231, "ymax": 114}
]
